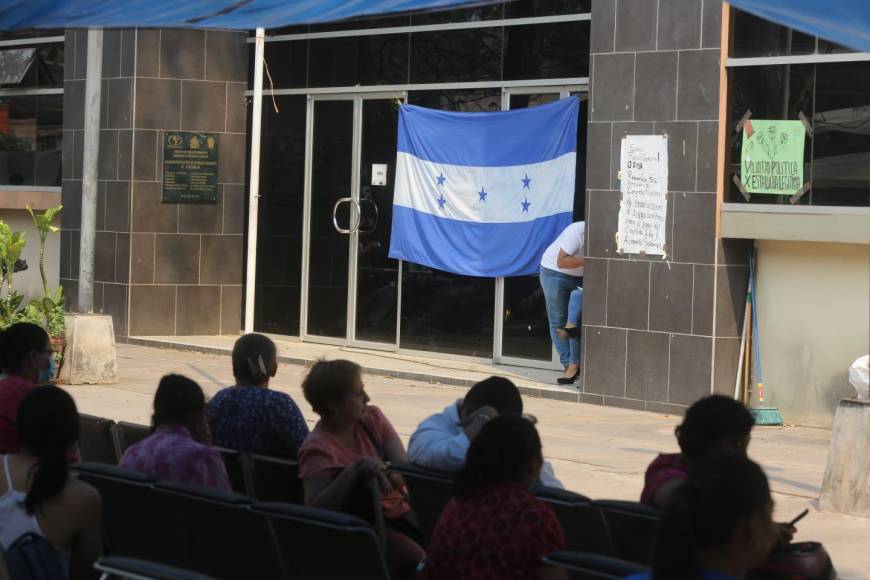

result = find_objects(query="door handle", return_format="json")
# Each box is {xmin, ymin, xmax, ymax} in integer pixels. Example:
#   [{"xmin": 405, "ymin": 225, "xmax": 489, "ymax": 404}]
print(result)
[{"xmin": 332, "ymin": 197, "xmax": 360, "ymax": 234}]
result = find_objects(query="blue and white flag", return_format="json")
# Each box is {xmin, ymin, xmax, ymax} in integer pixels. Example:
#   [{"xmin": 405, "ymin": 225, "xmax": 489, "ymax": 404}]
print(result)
[{"xmin": 389, "ymin": 97, "xmax": 579, "ymax": 278}]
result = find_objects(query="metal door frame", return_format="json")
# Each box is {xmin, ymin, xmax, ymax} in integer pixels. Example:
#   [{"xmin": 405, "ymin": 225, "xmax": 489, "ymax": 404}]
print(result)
[
  {"xmin": 300, "ymin": 91, "xmax": 406, "ymax": 350},
  {"xmin": 493, "ymin": 85, "xmax": 586, "ymax": 370}
]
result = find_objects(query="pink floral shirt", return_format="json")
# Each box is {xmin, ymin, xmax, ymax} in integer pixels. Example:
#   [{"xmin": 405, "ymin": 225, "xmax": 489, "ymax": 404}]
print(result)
[
  {"xmin": 640, "ymin": 452, "xmax": 688, "ymax": 506},
  {"xmin": 120, "ymin": 424, "xmax": 230, "ymax": 490}
]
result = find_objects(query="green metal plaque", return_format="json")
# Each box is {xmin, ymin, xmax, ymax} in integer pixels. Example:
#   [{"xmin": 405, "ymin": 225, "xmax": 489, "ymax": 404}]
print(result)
[{"xmin": 162, "ymin": 132, "xmax": 219, "ymax": 204}]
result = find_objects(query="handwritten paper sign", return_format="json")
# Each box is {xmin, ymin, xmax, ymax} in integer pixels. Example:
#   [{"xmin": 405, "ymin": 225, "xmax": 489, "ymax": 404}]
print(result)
[
  {"xmin": 740, "ymin": 119, "xmax": 805, "ymax": 195},
  {"xmin": 617, "ymin": 135, "xmax": 669, "ymax": 256}
]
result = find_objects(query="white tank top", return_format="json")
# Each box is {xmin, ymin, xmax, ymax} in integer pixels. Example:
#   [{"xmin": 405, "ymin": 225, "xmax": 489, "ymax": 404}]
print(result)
[{"xmin": 0, "ymin": 454, "xmax": 44, "ymax": 549}]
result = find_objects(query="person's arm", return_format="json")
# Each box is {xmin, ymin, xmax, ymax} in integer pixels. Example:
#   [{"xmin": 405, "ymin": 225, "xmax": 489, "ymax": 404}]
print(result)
[
  {"xmin": 70, "ymin": 484, "xmax": 103, "ymax": 580},
  {"xmin": 408, "ymin": 413, "xmax": 471, "ymax": 472},
  {"xmin": 303, "ymin": 459, "xmax": 379, "ymax": 510},
  {"xmin": 556, "ymin": 249, "xmax": 584, "ymax": 269}
]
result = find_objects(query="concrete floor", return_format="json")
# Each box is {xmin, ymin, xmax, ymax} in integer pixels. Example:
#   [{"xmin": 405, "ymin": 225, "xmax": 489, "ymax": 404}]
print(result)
[{"xmin": 66, "ymin": 344, "xmax": 870, "ymax": 578}]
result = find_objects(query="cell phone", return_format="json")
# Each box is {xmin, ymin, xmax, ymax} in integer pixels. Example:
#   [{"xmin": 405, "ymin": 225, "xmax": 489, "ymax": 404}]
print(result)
[{"xmin": 788, "ymin": 508, "xmax": 809, "ymax": 527}]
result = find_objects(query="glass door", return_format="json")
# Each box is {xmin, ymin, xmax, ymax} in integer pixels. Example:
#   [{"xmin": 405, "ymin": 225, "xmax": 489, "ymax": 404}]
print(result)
[
  {"xmin": 494, "ymin": 87, "xmax": 587, "ymax": 369},
  {"xmin": 302, "ymin": 94, "xmax": 403, "ymax": 348}
]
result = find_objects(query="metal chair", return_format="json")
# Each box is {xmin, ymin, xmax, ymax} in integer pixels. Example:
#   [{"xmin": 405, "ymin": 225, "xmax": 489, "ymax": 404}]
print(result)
[
  {"xmin": 254, "ymin": 501, "xmax": 390, "ymax": 580},
  {"xmin": 593, "ymin": 500, "xmax": 661, "ymax": 565},
  {"xmin": 536, "ymin": 487, "xmax": 614, "ymax": 557},
  {"xmin": 388, "ymin": 461, "xmax": 454, "ymax": 544},
  {"xmin": 78, "ymin": 414, "xmax": 121, "ymax": 464},
  {"xmin": 542, "ymin": 551, "xmax": 648, "ymax": 580},
  {"xmin": 95, "ymin": 556, "xmax": 217, "ymax": 580},
  {"xmin": 71, "ymin": 463, "xmax": 195, "ymax": 570},
  {"xmin": 152, "ymin": 481, "xmax": 284, "ymax": 580},
  {"xmin": 116, "ymin": 421, "xmax": 151, "ymax": 454},
  {"xmin": 249, "ymin": 454, "xmax": 305, "ymax": 504}
]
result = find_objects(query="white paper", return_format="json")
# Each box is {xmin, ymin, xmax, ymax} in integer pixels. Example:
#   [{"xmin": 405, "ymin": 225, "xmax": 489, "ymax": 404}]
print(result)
[
  {"xmin": 617, "ymin": 135, "xmax": 669, "ymax": 256},
  {"xmin": 372, "ymin": 163, "xmax": 388, "ymax": 186}
]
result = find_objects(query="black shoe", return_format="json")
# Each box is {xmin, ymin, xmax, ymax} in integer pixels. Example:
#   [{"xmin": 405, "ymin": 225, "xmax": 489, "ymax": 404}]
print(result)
[
  {"xmin": 555, "ymin": 326, "xmax": 580, "ymax": 340},
  {"xmin": 557, "ymin": 369, "xmax": 580, "ymax": 385}
]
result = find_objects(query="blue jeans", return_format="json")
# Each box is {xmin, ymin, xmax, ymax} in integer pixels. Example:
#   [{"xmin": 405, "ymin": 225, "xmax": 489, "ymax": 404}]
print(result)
[{"xmin": 539, "ymin": 267, "xmax": 582, "ymax": 367}]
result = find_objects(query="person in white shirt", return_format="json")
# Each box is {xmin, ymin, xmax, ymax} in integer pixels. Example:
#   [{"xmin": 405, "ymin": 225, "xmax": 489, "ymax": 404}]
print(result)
[
  {"xmin": 539, "ymin": 221, "xmax": 585, "ymax": 385},
  {"xmin": 408, "ymin": 376, "xmax": 563, "ymax": 488}
]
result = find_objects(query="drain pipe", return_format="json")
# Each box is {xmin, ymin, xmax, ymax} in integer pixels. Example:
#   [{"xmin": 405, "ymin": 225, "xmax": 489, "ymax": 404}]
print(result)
[{"xmin": 78, "ymin": 28, "xmax": 102, "ymax": 313}]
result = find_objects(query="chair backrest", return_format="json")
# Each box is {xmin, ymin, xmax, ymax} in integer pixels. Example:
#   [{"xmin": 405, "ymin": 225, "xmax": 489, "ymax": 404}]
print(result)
[
  {"xmin": 117, "ymin": 422, "xmax": 151, "ymax": 454},
  {"xmin": 389, "ymin": 462, "xmax": 454, "ymax": 544},
  {"xmin": 71, "ymin": 463, "xmax": 196, "ymax": 570},
  {"xmin": 95, "ymin": 556, "xmax": 218, "ymax": 580},
  {"xmin": 536, "ymin": 487, "xmax": 613, "ymax": 557},
  {"xmin": 249, "ymin": 454, "xmax": 304, "ymax": 504},
  {"xmin": 254, "ymin": 502, "xmax": 390, "ymax": 580},
  {"xmin": 593, "ymin": 500, "xmax": 661, "ymax": 566},
  {"xmin": 542, "ymin": 551, "xmax": 648, "ymax": 580},
  {"xmin": 215, "ymin": 447, "xmax": 250, "ymax": 495},
  {"xmin": 78, "ymin": 414, "xmax": 121, "ymax": 464},
  {"xmin": 152, "ymin": 481, "xmax": 284, "ymax": 580}
]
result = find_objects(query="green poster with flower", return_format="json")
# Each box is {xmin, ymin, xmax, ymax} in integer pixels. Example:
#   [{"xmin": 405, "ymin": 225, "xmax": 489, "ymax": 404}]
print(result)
[{"xmin": 740, "ymin": 119, "xmax": 806, "ymax": 195}]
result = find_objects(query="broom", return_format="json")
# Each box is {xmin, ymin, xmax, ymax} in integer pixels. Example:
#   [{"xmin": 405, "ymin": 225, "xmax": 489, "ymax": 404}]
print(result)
[{"xmin": 748, "ymin": 250, "xmax": 783, "ymax": 426}]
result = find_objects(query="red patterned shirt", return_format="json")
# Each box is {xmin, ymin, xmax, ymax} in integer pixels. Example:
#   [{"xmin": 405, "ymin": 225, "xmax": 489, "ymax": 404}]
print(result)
[
  {"xmin": 424, "ymin": 482, "xmax": 565, "ymax": 580},
  {"xmin": 120, "ymin": 424, "xmax": 230, "ymax": 490},
  {"xmin": 640, "ymin": 452, "xmax": 688, "ymax": 506}
]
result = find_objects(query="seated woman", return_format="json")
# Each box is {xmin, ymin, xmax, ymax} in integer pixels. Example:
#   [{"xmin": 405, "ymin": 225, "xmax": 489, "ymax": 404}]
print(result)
[
  {"xmin": 0, "ymin": 323, "xmax": 57, "ymax": 454},
  {"xmin": 121, "ymin": 374, "xmax": 230, "ymax": 489},
  {"xmin": 424, "ymin": 415, "xmax": 567, "ymax": 580},
  {"xmin": 628, "ymin": 451, "xmax": 779, "ymax": 580},
  {"xmin": 208, "ymin": 333, "xmax": 309, "ymax": 458},
  {"xmin": 641, "ymin": 394, "xmax": 755, "ymax": 509},
  {"xmin": 0, "ymin": 386, "xmax": 102, "ymax": 580},
  {"xmin": 298, "ymin": 359, "xmax": 424, "ymax": 580}
]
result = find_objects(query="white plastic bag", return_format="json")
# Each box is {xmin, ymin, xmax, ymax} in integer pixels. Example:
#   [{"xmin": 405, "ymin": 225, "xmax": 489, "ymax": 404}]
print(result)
[{"xmin": 848, "ymin": 355, "xmax": 869, "ymax": 399}]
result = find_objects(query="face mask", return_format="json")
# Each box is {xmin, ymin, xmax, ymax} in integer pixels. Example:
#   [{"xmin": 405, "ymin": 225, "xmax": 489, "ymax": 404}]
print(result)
[{"xmin": 39, "ymin": 355, "xmax": 57, "ymax": 384}]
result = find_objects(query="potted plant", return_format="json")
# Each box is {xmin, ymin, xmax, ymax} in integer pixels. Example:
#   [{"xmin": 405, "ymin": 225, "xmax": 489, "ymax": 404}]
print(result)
[{"xmin": 26, "ymin": 204, "xmax": 66, "ymax": 374}]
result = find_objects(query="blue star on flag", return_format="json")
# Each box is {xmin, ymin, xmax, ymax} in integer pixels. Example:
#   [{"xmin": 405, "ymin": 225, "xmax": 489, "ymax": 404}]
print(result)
[
  {"xmin": 478, "ymin": 188, "xmax": 488, "ymax": 202},
  {"xmin": 521, "ymin": 198, "xmax": 531, "ymax": 213},
  {"xmin": 436, "ymin": 172, "xmax": 446, "ymax": 186},
  {"xmin": 437, "ymin": 193, "xmax": 447, "ymax": 209},
  {"xmin": 521, "ymin": 174, "xmax": 531, "ymax": 189}
]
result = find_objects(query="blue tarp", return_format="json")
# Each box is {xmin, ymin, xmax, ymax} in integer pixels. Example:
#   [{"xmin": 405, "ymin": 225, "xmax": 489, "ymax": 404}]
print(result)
[
  {"xmin": 729, "ymin": 0, "xmax": 870, "ymax": 53},
  {"xmin": 0, "ymin": 0, "xmax": 491, "ymax": 30}
]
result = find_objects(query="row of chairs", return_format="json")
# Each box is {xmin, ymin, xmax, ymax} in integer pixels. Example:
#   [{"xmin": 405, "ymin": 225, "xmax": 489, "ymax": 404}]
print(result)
[
  {"xmin": 72, "ymin": 463, "xmax": 390, "ymax": 580},
  {"xmin": 78, "ymin": 414, "xmax": 305, "ymax": 503},
  {"xmin": 78, "ymin": 415, "xmax": 659, "ymax": 573},
  {"xmin": 392, "ymin": 462, "xmax": 661, "ymax": 566}
]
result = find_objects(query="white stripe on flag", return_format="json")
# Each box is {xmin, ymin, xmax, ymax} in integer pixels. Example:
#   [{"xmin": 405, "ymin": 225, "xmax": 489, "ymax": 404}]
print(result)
[{"xmin": 394, "ymin": 151, "xmax": 576, "ymax": 224}]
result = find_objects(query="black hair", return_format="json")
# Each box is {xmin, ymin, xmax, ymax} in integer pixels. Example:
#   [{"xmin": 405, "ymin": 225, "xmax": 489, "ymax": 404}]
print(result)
[
  {"xmin": 651, "ymin": 451, "xmax": 772, "ymax": 580},
  {"xmin": 454, "ymin": 415, "xmax": 542, "ymax": 499},
  {"xmin": 463, "ymin": 376, "xmax": 523, "ymax": 416},
  {"xmin": 16, "ymin": 385, "xmax": 79, "ymax": 515},
  {"xmin": 0, "ymin": 322, "xmax": 49, "ymax": 375},
  {"xmin": 232, "ymin": 333, "xmax": 277, "ymax": 383},
  {"xmin": 676, "ymin": 395, "xmax": 755, "ymax": 462},
  {"xmin": 152, "ymin": 374, "xmax": 206, "ymax": 428},
  {"xmin": 302, "ymin": 359, "xmax": 362, "ymax": 417}
]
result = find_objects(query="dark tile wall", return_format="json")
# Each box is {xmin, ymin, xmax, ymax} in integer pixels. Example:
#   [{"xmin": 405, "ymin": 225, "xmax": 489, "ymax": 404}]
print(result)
[
  {"xmin": 61, "ymin": 29, "xmax": 248, "ymax": 338},
  {"xmin": 582, "ymin": 0, "xmax": 739, "ymax": 413}
]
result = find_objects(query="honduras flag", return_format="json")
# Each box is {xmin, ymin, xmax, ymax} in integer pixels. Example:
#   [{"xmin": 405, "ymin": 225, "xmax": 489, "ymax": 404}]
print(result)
[{"xmin": 389, "ymin": 97, "xmax": 579, "ymax": 278}]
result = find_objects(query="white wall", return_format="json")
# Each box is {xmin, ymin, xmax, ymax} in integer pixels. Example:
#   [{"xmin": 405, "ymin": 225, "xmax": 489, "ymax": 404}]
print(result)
[
  {"xmin": 0, "ymin": 209, "xmax": 61, "ymax": 302},
  {"xmin": 756, "ymin": 240, "xmax": 870, "ymax": 427}
]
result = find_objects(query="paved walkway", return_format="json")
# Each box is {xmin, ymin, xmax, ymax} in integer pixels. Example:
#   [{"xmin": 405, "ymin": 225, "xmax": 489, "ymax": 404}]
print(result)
[{"xmin": 66, "ymin": 344, "xmax": 870, "ymax": 578}]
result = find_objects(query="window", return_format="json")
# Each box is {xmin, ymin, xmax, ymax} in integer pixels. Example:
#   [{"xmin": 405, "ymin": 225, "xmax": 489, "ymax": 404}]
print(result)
[
  {"xmin": 728, "ymin": 10, "xmax": 870, "ymax": 206},
  {"xmin": 0, "ymin": 36, "xmax": 64, "ymax": 188}
]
